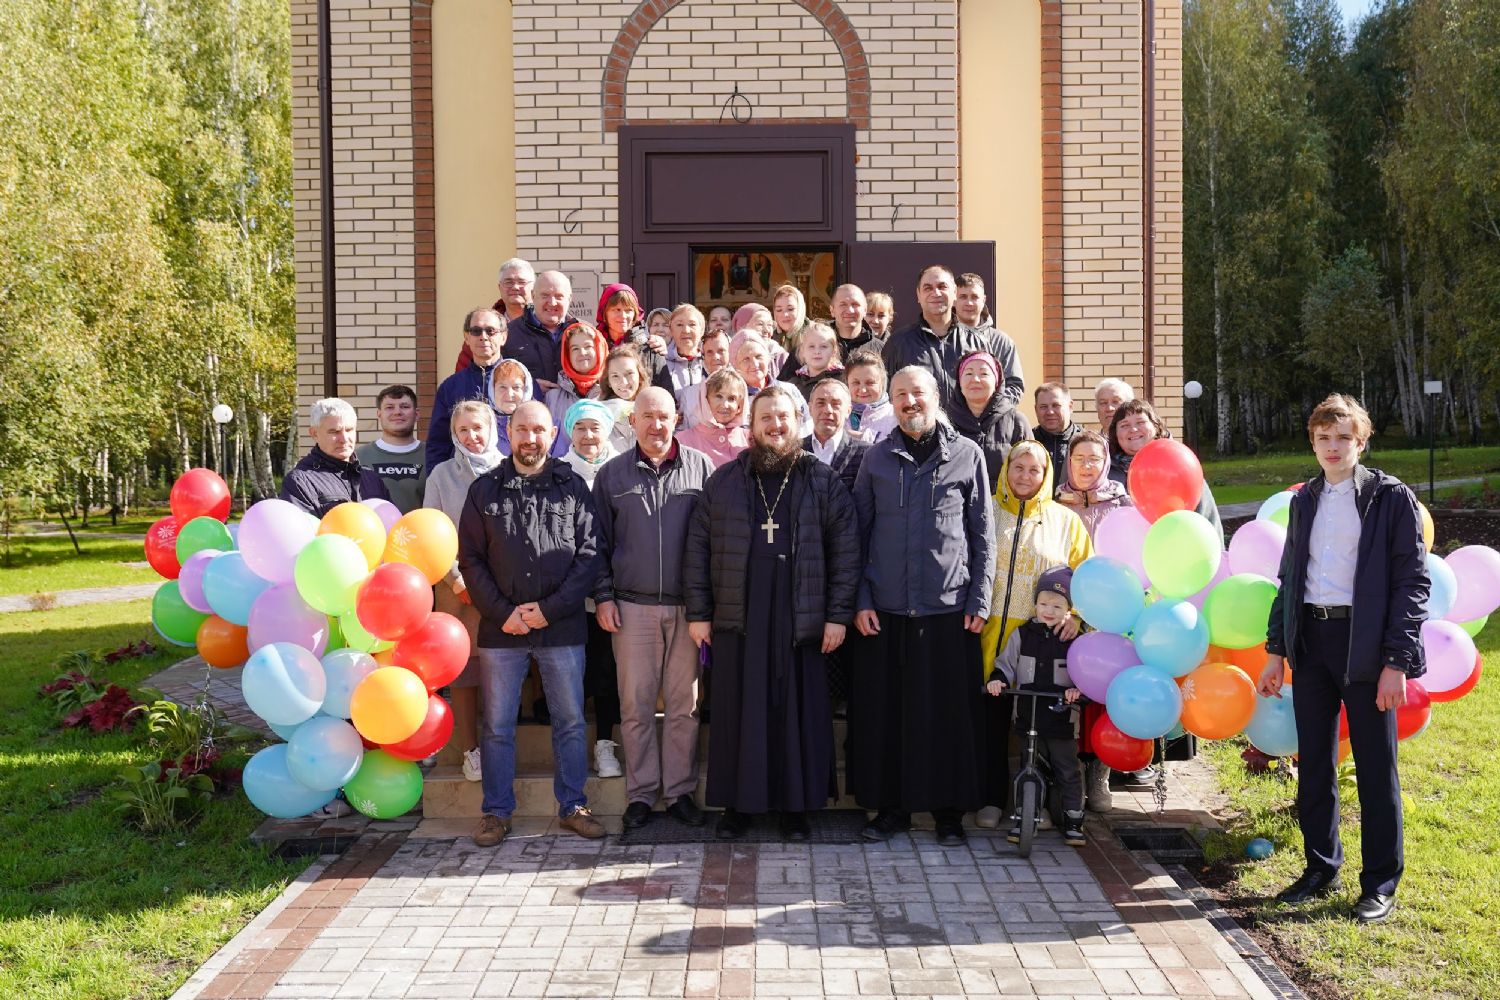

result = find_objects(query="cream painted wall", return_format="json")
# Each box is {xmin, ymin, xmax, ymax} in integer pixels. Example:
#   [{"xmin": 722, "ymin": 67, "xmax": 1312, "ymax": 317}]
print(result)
[
  {"xmin": 433, "ymin": 0, "xmax": 515, "ymax": 375},
  {"xmin": 959, "ymin": 0, "xmax": 1043, "ymax": 425}
]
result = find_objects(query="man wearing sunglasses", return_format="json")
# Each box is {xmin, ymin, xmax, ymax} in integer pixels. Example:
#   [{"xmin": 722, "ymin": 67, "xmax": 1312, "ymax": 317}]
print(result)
[{"xmin": 426, "ymin": 307, "xmax": 509, "ymax": 469}]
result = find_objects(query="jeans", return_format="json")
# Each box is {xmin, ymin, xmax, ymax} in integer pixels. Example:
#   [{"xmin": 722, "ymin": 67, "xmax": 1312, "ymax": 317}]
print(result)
[{"xmin": 478, "ymin": 645, "xmax": 587, "ymax": 819}]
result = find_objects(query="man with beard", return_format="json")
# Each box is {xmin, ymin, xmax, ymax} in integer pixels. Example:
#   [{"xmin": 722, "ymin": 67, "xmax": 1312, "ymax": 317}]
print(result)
[
  {"xmin": 684, "ymin": 386, "xmax": 861, "ymax": 841},
  {"xmin": 458, "ymin": 401, "xmax": 606, "ymax": 845},
  {"xmin": 850, "ymin": 366, "xmax": 996, "ymax": 846}
]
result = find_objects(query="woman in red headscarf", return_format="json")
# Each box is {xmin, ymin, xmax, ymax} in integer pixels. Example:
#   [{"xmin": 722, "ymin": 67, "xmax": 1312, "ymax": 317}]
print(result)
[
  {"xmin": 545, "ymin": 322, "xmax": 612, "ymax": 430},
  {"xmin": 595, "ymin": 283, "xmax": 667, "ymax": 382}
]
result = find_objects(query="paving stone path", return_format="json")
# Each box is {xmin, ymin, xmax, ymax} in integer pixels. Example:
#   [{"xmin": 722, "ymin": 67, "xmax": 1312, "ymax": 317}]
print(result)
[{"xmin": 0, "ymin": 581, "xmax": 159, "ymax": 613}]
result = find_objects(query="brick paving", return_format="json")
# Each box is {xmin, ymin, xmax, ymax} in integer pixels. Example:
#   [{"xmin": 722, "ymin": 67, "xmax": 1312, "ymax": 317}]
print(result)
[{"xmin": 172, "ymin": 819, "xmax": 1278, "ymax": 1000}]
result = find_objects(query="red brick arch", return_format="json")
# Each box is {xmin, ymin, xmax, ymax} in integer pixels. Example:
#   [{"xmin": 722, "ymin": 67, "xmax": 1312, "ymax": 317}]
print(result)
[{"xmin": 602, "ymin": 0, "xmax": 872, "ymax": 131}]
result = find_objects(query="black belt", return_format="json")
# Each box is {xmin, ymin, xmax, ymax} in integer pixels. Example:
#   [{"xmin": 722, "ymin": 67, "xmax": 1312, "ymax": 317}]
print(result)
[{"xmin": 1304, "ymin": 603, "xmax": 1350, "ymax": 620}]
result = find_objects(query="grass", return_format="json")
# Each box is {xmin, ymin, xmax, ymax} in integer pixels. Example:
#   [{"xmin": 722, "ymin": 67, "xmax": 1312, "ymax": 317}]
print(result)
[
  {"xmin": 1201, "ymin": 445, "xmax": 1500, "ymax": 510},
  {"xmin": 0, "ymin": 600, "xmax": 305, "ymax": 1000},
  {"xmin": 0, "ymin": 534, "xmax": 160, "ymax": 597},
  {"xmin": 1200, "ymin": 626, "xmax": 1500, "ymax": 1000}
]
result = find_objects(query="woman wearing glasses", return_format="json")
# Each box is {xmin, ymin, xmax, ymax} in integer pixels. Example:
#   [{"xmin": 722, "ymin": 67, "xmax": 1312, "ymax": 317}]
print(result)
[{"xmin": 1054, "ymin": 430, "xmax": 1130, "ymax": 539}]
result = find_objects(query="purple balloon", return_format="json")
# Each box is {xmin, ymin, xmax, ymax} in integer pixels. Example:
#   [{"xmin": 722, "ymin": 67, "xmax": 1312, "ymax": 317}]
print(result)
[
  {"xmin": 1066, "ymin": 631, "xmax": 1140, "ymax": 703},
  {"xmin": 177, "ymin": 549, "xmax": 222, "ymax": 614},
  {"xmin": 1095, "ymin": 506, "xmax": 1151, "ymax": 586},
  {"xmin": 361, "ymin": 497, "xmax": 402, "ymax": 533},
  {"xmin": 1228, "ymin": 519, "xmax": 1287, "ymax": 579},
  {"xmin": 1184, "ymin": 559, "xmax": 1231, "ymax": 612},
  {"xmin": 247, "ymin": 583, "xmax": 333, "ymax": 657},
  {"xmin": 1421, "ymin": 619, "xmax": 1478, "ymax": 694},
  {"xmin": 1444, "ymin": 546, "xmax": 1500, "ymax": 623},
  {"xmin": 239, "ymin": 498, "xmax": 319, "ymax": 585}
]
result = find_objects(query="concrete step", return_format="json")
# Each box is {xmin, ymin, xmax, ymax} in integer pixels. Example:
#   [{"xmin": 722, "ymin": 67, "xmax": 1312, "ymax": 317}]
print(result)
[{"xmin": 420, "ymin": 764, "xmax": 864, "ymax": 819}]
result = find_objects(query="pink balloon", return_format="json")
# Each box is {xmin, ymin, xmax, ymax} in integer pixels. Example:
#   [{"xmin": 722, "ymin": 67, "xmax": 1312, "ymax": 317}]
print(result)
[
  {"xmin": 361, "ymin": 497, "xmax": 403, "ymax": 533},
  {"xmin": 1443, "ymin": 546, "xmax": 1500, "ymax": 623},
  {"xmin": 1421, "ymin": 619, "xmax": 1478, "ymax": 694},
  {"xmin": 239, "ymin": 499, "xmax": 319, "ymax": 585},
  {"xmin": 247, "ymin": 583, "xmax": 332, "ymax": 657},
  {"xmin": 1184, "ymin": 559, "xmax": 1232, "ymax": 612},
  {"xmin": 177, "ymin": 549, "xmax": 222, "ymax": 614},
  {"xmin": 1228, "ymin": 519, "xmax": 1287, "ymax": 579},
  {"xmin": 1095, "ymin": 506, "xmax": 1151, "ymax": 586},
  {"xmin": 1066, "ymin": 631, "xmax": 1141, "ymax": 703}
]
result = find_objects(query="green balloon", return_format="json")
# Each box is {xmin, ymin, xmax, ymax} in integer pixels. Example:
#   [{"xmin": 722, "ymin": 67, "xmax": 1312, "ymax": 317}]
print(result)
[
  {"xmin": 1142, "ymin": 510, "xmax": 1223, "ymax": 599},
  {"xmin": 175, "ymin": 515, "xmax": 234, "ymax": 563},
  {"xmin": 339, "ymin": 612, "xmax": 394, "ymax": 653},
  {"xmin": 326, "ymin": 615, "xmax": 347, "ymax": 651},
  {"xmin": 343, "ymin": 749, "xmax": 423, "ymax": 819},
  {"xmin": 294, "ymin": 534, "xmax": 368, "ymax": 616},
  {"xmin": 152, "ymin": 580, "xmax": 210, "ymax": 647},
  {"xmin": 1459, "ymin": 614, "xmax": 1488, "ymax": 639},
  {"xmin": 1203, "ymin": 573, "xmax": 1278, "ymax": 649},
  {"xmin": 1268, "ymin": 506, "xmax": 1289, "ymax": 528}
]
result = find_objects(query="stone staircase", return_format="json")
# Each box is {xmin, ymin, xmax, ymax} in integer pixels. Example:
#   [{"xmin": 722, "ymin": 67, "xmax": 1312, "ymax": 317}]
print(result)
[{"xmin": 422, "ymin": 717, "xmax": 859, "ymax": 818}]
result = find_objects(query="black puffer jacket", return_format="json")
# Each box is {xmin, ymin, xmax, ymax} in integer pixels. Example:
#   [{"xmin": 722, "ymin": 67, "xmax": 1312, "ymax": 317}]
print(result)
[
  {"xmin": 683, "ymin": 451, "xmax": 861, "ymax": 644},
  {"xmin": 280, "ymin": 447, "xmax": 390, "ymax": 517},
  {"xmin": 945, "ymin": 394, "xmax": 1031, "ymax": 494}
]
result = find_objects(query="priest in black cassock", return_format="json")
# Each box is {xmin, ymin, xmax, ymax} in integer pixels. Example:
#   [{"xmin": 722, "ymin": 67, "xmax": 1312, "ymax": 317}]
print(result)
[
  {"xmin": 850, "ymin": 365, "xmax": 997, "ymax": 847},
  {"xmin": 684, "ymin": 385, "xmax": 862, "ymax": 841}
]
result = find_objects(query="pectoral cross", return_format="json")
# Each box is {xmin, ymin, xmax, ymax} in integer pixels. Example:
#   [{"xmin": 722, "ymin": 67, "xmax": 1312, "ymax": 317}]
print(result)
[{"xmin": 761, "ymin": 515, "xmax": 780, "ymax": 544}]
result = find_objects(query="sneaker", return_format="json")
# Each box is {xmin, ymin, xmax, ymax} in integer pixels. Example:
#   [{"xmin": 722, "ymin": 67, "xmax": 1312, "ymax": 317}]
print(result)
[
  {"xmin": 474, "ymin": 814, "xmax": 510, "ymax": 847},
  {"xmin": 1063, "ymin": 811, "xmax": 1087, "ymax": 847},
  {"xmin": 975, "ymin": 805, "xmax": 1004, "ymax": 829},
  {"xmin": 1112, "ymin": 766, "xmax": 1157, "ymax": 789},
  {"xmin": 462, "ymin": 748, "xmax": 482, "ymax": 782},
  {"xmin": 593, "ymin": 740, "xmax": 622, "ymax": 778},
  {"xmin": 309, "ymin": 799, "xmax": 352, "ymax": 820},
  {"xmin": 560, "ymin": 805, "xmax": 606, "ymax": 839},
  {"xmin": 1085, "ymin": 759, "xmax": 1114, "ymax": 813}
]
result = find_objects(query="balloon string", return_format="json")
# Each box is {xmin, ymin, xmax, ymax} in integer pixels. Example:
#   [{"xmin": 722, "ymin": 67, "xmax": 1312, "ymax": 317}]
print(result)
[{"xmin": 1153, "ymin": 738, "xmax": 1168, "ymax": 815}]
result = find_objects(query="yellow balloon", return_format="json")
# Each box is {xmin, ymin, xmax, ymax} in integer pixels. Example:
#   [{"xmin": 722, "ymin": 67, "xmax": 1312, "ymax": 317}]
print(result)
[
  {"xmin": 1418, "ymin": 502, "xmax": 1435, "ymax": 552},
  {"xmin": 319, "ymin": 502, "xmax": 387, "ymax": 570},
  {"xmin": 349, "ymin": 666, "xmax": 428, "ymax": 744},
  {"xmin": 383, "ymin": 508, "xmax": 459, "ymax": 585}
]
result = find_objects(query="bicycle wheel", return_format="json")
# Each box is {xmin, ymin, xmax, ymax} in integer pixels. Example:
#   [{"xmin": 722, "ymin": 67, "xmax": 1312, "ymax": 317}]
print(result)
[{"xmin": 1016, "ymin": 780, "xmax": 1039, "ymax": 859}]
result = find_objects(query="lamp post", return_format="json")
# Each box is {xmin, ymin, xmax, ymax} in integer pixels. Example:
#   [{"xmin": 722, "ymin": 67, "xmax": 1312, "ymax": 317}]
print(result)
[
  {"xmin": 1183, "ymin": 380, "xmax": 1203, "ymax": 454},
  {"xmin": 1424, "ymin": 380, "xmax": 1443, "ymax": 504},
  {"xmin": 212, "ymin": 404, "xmax": 235, "ymax": 478}
]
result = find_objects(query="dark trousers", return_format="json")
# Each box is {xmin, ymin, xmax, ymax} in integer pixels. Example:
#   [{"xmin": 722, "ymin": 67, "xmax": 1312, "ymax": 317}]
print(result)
[
  {"xmin": 1293, "ymin": 613, "xmax": 1404, "ymax": 897},
  {"xmin": 585, "ymin": 616, "xmax": 620, "ymax": 742},
  {"xmin": 983, "ymin": 694, "xmax": 1011, "ymax": 809}
]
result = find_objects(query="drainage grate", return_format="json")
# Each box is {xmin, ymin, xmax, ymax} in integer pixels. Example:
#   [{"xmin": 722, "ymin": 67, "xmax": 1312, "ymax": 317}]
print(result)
[
  {"xmin": 1114, "ymin": 825, "xmax": 1205, "ymax": 864},
  {"xmin": 272, "ymin": 834, "xmax": 362, "ymax": 859}
]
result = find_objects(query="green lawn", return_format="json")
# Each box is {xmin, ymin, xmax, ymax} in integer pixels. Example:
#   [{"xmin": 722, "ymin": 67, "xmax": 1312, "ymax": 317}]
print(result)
[
  {"xmin": 0, "ymin": 601, "xmax": 305, "ymax": 1000},
  {"xmin": 1201, "ymin": 627, "xmax": 1500, "ymax": 1000},
  {"xmin": 0, "ymin": 533, "xmax": 160, "ymax": 596},
  {"xmin": 1201, "ymin": 445, "xmax": 1500, "ymax": 510}
]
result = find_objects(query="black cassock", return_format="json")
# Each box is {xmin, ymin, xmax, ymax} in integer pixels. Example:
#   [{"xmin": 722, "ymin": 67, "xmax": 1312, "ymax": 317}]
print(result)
[{"xmin": 705, "ymin": 469, "xmax": 838, "ymax": 813}]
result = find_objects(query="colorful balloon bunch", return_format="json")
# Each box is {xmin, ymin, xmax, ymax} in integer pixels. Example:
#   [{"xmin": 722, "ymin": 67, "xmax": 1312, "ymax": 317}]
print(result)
[
  {"xmin": 1066, "ymin": 439, "xmax": 1492, "ymax": 770},
  {"xmin": 144, "ymin": 471, "xmax": 469, "ymax": 820}
]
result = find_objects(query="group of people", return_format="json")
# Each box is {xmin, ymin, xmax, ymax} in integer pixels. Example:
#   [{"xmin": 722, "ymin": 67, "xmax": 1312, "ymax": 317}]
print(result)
[{"xmin": 278, "ymin": 256, "xmax": 1425, "ymax": 926}]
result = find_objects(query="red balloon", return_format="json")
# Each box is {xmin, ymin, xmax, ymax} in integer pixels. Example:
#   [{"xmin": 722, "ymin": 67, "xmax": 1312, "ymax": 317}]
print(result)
[
  {"xmin": 1338, "ymin": 705, "xmax": 1348, "ymax": 742},
  {"xmin": 392, "ymin": 612, "xmax": 470, "ymax": 690},
  {"xmin": 1396, "ymin": 679, "xmax": 1432, "ymax": 741},
  {"xmin": 144, "ymin": 516, "xmax": 183, "ymax": 579},
  {"xmin": 1126, "ymin": 439, "xmax": 1204, "ymax": 522},
  {"xmin": 1430, "ymin": 651, "xmax": 1482, "ymax": 703},
  {"xmin": 1090, "ymin": 712, "xmax": 1155, "ymax": 772},
  {"xmin": 355, "ymin": 563, "xmax": 434, "ymax": 641},
  {"xmin": 383, "ymin": 694, "xmax": 454, "ymax": 761},
  {"xmin": 170, "ymin": 468, "xmax": 232, "ymax": 523}
]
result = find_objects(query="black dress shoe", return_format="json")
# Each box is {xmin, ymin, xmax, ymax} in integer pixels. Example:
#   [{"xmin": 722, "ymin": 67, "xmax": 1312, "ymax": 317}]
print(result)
[
  {"xmin": 622, "ymin": 800, "xmax": 653, "ymax": 829},
  {"xmin": 860, "ymin": 808, "xmax": 911, "ymax": 842},
  {"xmin": 935, "ymin": 820, "xmax": 967, "ymax": 846},
  {"xmin": 1276, "ymin": 868, "xmax": 1342, "ymax": 904},
  {"xmin": 1353, "ymin": 893, "xmax": 1395, "ymax": 924},
  {"xmin": 780, "ymin": 811, "xmax": 810, "ymax": 842},
  {"xmin": 716, "ymin": 808, "xmax": 751, "ymax": 840},
  {"xmin": 667, "ymin": 794, "xmax": 706, "ymax": 827}
]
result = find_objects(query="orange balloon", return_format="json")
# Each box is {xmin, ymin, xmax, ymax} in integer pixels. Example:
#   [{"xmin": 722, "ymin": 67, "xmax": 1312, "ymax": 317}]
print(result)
[
  {"xmin": 372, "ymin": 649, "xmax": 398, "ymax": 667},
  {"xmin": 319, "ymin": 502, "xmax": 388, "ymax": 570},
  {"xmin": 1338, "ymin": 738, "xmax": 1353, "ymax": 764},
  {"xmin": 1206, "ymin": 642, "xmax": 1290, "ymax": 685},
  {"xmin": 196, "ymin": 615, "xmax": 250, "ymax": 668},
  {"xmin": 1178, "ymin": 662, "xmax": 1256, "ymax": 740},
  {"xmin": 382, "ymin": 508, "xmax": 459, "ymax": 585},
  {"xmin": 349, "ymin": 666, "xmax": 429, "ymax": 744}
]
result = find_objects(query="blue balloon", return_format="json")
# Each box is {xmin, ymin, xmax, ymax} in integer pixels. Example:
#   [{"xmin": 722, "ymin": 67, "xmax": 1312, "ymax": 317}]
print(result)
[
  {"xmin": 320, "ymin": 648, "xmax": 380, "ymax": 720},
  {"xmin": 268, "ymin": 719, "xmax": 306, "ymax": 741},
  {"xmin": 1133, "ymin": 599, "xmax": 1211, "ymax": 678},
  {"xmin": 1105, "ymin": 664, "xmax": 1183, "ymax": 739},
  {"xmin": 287, "ymin": 717, "xmax": 365, "ymax": 791},
  {"xmin": 1426, "ymin": 553, "xmax": 1457, "ymax": 620},
  {"xmin": 242, "ymin": 744, "xmax": 337, "ymax": 818},
  {"xmin": 1244, "ymin": 688, "xmax": 1298, "ymax": 757},
  {"xmin": 242, "ymin": 641, "xmax": 327, "ymax": 726},
  {"xmin": 1246, "ymin": 837, "xmax": 1275, "ymax": 860},
  {"xmin": 1072, "ymin": 557, "xmax": 1146, "ymax": 635},
  {"xmin": 202, "ymin": 551, "xmax": 273, "ymax": 626}
]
